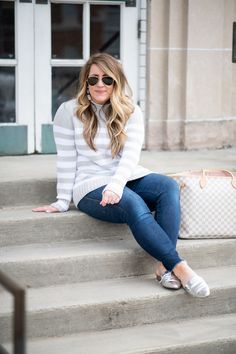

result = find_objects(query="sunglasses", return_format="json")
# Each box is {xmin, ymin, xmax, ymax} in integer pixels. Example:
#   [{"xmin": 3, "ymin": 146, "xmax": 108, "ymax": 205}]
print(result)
[{"xmin": 87, "ymin": 76, "xmax": 114, "ymax": 86}]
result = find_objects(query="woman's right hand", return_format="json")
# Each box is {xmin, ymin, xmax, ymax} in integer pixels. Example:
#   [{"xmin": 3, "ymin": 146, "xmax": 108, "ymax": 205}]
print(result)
[{"xmin": 32, "ymin": 205, "xmax": 59, "ymax": 213}]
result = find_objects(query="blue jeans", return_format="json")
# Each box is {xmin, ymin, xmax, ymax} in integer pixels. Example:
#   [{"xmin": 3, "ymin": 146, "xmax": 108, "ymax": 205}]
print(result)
[{"xmin": 78, "ymin": 173, "xmax": 182, "ymax": 271}]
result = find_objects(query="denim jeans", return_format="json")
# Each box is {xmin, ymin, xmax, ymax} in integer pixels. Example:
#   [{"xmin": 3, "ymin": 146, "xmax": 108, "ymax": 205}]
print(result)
[{"xmin": 78, "ymin": 173, "xmax": 182, "ymax": 271}]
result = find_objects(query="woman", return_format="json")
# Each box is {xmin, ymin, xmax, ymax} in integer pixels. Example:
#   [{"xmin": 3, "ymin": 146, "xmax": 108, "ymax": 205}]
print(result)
[{"xmin": 33, "ymin": 53, "xmax": 210, "ymax": 298}]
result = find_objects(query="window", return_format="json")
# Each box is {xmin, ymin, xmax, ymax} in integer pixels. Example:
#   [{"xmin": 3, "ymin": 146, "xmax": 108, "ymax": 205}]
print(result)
[{"xmin": 0, "ymin": 1, "xmax": 16, "ymax": 123}]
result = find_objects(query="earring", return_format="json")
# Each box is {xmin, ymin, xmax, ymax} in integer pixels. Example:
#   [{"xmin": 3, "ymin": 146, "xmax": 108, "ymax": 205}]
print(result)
[{"xmin": 87, "ymin": 87, "xmax": 91, "ymax": 101}]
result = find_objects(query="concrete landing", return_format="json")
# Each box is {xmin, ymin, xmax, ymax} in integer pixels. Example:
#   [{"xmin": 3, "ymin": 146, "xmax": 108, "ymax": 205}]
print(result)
[{"xmin": 0, "ymin": 148, "xmax": 235, "ymax": 182}]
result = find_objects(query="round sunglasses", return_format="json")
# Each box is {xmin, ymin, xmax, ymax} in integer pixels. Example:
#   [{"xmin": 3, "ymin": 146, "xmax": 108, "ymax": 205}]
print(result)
[{"xmin": 87, "ymin": 76, "xmax": 114, "ymax": 86}]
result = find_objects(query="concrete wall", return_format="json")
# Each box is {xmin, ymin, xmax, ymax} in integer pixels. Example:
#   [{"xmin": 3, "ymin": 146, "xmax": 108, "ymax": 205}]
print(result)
[{"xmin": 146, "ymin": 0, "xmax": 236, "ymax": 150}]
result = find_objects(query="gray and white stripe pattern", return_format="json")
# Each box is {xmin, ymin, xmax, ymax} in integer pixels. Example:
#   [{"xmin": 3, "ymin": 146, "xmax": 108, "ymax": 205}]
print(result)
[{"xmin": 51, "ymin": 99, "xmax": 150, "ymax": 212}]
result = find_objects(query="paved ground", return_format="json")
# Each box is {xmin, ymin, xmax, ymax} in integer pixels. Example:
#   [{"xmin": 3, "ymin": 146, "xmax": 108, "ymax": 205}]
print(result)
[{"xmin": 0, "ymin": 148, "xmax": 235, "ymax": 182}]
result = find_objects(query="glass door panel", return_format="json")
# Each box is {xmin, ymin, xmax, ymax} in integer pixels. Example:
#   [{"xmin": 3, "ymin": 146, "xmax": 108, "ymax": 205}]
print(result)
[
  {"xmin": 0, "ymin": 67, "xmax": 15, "ymax": 123},
  {"xmin": 90, "ymin": 5, "xmax": 120, "ymax": 58},
  {"xmin": 0, "ymin": 1, "xmax": 16, "ymax": 123},
  {"xmin": 51, "ymin": 3, "xmax": 83, "ymax": 115},
  {"xmin": 0, "ymin": 1, "xmax": 15, "ymax": 59},
  {"xmin": 51, "ymin": 3, "xmax": 83, "ymax": 59},
  {"xmin": 52, "ymin": 67, "xmax": 80, "ymax": 116}
]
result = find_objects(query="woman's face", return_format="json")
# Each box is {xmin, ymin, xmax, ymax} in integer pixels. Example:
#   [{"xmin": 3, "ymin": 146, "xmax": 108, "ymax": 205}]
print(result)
[{"xmin": 87, "ymin": 64, "xmax": 114, "ymax": 105}]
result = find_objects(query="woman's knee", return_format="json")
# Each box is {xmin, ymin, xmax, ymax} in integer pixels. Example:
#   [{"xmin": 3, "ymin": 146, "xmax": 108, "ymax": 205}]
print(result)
[
  {"xmin": 120, "ymin": 188, "xmax": 151, "ymax": 221},
  {"xmin": 164, "ymin": 176, "xmax": 180, "ymax": 196},
  {"xmin": 160, "ymin": 177, "xmax": 180, "ymax": 209}
]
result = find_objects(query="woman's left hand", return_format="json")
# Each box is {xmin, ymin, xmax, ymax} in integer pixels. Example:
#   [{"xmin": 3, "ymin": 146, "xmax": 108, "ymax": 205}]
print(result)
[{"xmin": 100, "ymin": 190, "xmax": 120, "ymax": 207}]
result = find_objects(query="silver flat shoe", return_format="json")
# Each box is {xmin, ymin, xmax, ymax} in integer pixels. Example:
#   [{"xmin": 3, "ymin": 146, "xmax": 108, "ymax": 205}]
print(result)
[
  {"xmin": 156, "ymin": 271, "xmax": 182, "ymax": 290},
  {"xmin": 183, "ymin": 275, "xmax": 210, "ymax": 298}
]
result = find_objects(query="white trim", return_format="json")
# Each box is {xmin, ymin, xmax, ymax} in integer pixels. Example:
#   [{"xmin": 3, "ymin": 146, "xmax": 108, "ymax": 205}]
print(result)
[
  {"xmin": 51, "ymin": 59, "xmax": 86, "ymax": 66},
  {"xmin": 0, "ymin": 60, "xmax": 17, "ymax": 66},
  {"xmin": 84, "ymin": 1, "xmax": 90, "ymax": 61},
  {"xmin": 34, "ymin": 1, "xmax": 52, "ymax": 152},
  {"xmin": 0, "ymin": 123, "xmax": 19, "ymax": 127},
  {"xmin": 122, "ymin": 2, "xmax": 139, "ymax": 103},
  {"xmin": 17, "ymin": 1, "xmax": 34, "ymax": 153}
]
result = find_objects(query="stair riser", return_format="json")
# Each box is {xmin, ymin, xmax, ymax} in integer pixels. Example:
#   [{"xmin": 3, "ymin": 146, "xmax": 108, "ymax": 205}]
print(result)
[
  {"xmin": 0, "ymin": 180, "xmax": 56, "ymax": 207},
  {"xmin": 0, "ymin": 216, "xmax": 131, "ymax": 247},
  {"xmin": 0, "ymin": 287, "xmax": 235, "ymax": 341},
  {"xmin": 0, "ymin": 252, "xmax": 154, "ymax": 288},
  {"xmin": 1, "ymin": 241, "xmax": 236, "ymax": 288}
]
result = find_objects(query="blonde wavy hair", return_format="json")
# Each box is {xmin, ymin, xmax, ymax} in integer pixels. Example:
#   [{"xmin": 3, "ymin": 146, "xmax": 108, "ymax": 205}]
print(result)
[{"xmin": 76, "ymin": 53, "xmax": 134, "ymax": 157}]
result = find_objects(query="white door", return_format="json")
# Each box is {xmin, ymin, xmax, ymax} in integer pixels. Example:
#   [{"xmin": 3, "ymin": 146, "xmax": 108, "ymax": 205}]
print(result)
[
  {"xmin": 34, "ymin": 0, "xmax": 139, "ymax": 153},
  {"xmin": 0, "ymin": 0, "xmax": 140, "ymax": 154}
]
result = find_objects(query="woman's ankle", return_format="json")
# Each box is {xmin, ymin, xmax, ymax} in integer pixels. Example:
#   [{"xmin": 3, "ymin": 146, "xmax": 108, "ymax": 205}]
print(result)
[
  {"xmin": 155, "ymin": 262, "xmax": 167, "ymax": 277},
  {"xmin": 172, "ymin": 261, "xmax": 196, "ymax": 286}
]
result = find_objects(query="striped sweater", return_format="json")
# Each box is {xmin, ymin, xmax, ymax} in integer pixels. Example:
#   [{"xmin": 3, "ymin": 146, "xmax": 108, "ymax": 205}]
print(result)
[{"xmin": 51, "ymin": 99, "xmax": 150, "ymax": 212}]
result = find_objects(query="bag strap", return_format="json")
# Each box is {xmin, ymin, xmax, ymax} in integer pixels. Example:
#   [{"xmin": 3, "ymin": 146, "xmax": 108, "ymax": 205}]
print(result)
[
  {"xmin": 200, "ymin": 169, "xmax": 236, "ymax": 189},
  {"xmin": 169, "ymin": 169, "xmax": 236, "ymax": 189}
]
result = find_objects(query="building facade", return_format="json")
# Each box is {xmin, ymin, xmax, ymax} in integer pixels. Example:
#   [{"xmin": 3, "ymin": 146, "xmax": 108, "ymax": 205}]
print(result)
[
  {"xmin": 146, "ymin": 0, "xmax": 236, "ymax": 150},
  {"xmin": 0, "ymin": 0, "xmax": 235, "ymax": 155}
]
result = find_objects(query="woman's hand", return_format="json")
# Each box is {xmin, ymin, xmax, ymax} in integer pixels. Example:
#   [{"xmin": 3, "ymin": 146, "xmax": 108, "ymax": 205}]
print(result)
[
  {"xmin": 32, "ymin": 205, "xmax": 59, "ymax": 213},
  {"xmin": 100, "ymin": 190, "xmax": 120, "ymax": 207}
]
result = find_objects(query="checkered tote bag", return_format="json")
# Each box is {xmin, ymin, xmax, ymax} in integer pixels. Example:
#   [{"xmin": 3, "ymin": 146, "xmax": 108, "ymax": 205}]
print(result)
[{"xmin": 171, "ymin": 170, "xmax": 236, "ymax": 239}]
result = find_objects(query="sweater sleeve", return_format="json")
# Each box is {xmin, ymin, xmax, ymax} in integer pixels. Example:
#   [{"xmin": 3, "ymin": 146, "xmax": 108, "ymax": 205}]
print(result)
[
  {"xmin": 50, "ymin": 102, "xmax": 77, "ymax": 212},
  {"xmin": 103, "ymin": 105, "xmax": 144, "ymax": 198}
]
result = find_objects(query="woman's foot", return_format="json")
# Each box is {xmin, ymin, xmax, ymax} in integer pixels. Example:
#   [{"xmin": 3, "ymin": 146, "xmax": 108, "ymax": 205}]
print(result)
[
  {"xmin": 156, "ymin": 271, "xmax": 182, "ymax": 290},
  {"xmin": 183, "ymin": 274, "xmax": 210, "ymax": 298},
  {"xmin": 173, "ymin": 261, "xmax": 210, "ymax": 298},
  {"xmin": 155, "ymin": 263, "xmax": 181, "ymax": 290}
]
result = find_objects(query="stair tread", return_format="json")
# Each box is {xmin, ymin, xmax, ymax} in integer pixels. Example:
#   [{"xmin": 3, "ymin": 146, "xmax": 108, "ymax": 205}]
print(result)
[
  {"xmin": 1, "ymin": 265, "xmax": 236, "ymax": 315},
  {"xmin": 0, "ymin": 206, "xmax": 132, "ymax": 247},
  {"xmin": 0, "ymin": 238, "xmax": 140, "ymax": 261},
  {"xmin": 1, "ymin": 234, "xmax": 235, "ymax": 262},
  {"xmin": 0, "ymin": 205, "xmax": 79, "ymax": 221},
  {"xmin": 5, "ymin": 313, "xmax": 236, "ymax": 354}
]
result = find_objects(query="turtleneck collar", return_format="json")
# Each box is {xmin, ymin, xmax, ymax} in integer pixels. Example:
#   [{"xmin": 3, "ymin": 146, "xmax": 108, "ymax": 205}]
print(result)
[{"xmin": 91, "ymin": 101, "xmax": 103, "ymax": 110}]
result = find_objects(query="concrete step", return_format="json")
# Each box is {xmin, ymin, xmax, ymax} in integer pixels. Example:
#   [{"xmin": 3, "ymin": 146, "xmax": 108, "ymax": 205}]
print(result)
[
  {"xmin": 0, "ymin": 206, "xmax": 131, "ymax": 246},
  {"xmin": 4, "ymin": 313, "xmax": 236, "ymax": 354},
  {"xmin": 1, "ymin": 148, "xmax": 235, "ymax": 208},
  {"xmin": 1, "ymin": 265, "xmax": 236, "ymax": 341},
  {"xmin": 1, "ymin": 238, "xmax": 236, "ymax": 288},
  {"xmin": 0, "ymin": 178, "xmax": 57, "ymax": 207}
]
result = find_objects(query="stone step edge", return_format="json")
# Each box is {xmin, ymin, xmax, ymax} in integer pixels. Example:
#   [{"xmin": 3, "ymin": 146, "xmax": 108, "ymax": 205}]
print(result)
[
  {"xmin": 1, "ymin": 237, "xmax": 235, "ymax": 263},
  {"xmin": 1, "ymin": 265, "xmax": 236, "ymax": 315},
  {"xmin": 3, "ymin": 313, "xmax": 236, "ymax": 354},
  {"xmin": 1, "ymin": 238, "xmax": 236, "ymax": 288}
]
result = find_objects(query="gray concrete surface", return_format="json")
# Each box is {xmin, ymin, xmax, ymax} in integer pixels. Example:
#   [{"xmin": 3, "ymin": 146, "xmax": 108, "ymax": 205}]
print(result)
[
  {"xmin": 1, "ymin": 148, "xmax": 236, "ymax": 352},
  {"xmin": 1, "ymin": 236, "xmax": 236, "ymax": 288},
  {"xmin": 0, "ymin": 148, "xmax": 235, "ymax": 182},
  {"xmin": 1, "ymin": 266, "xmax": 236, "ymax": 341},
  {"xmin": 7, "ymin": 314, "xmax": 236, "ymax": 354},
  {"xmin": 0, "ymin": 148, "xmax": 235, "ymax": 207}
]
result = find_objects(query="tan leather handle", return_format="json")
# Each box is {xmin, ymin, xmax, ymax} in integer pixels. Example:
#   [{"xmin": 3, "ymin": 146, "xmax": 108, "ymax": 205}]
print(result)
[{"xmin": 200, "ymin": 169, "xmax": 236, "ymax": 189}]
